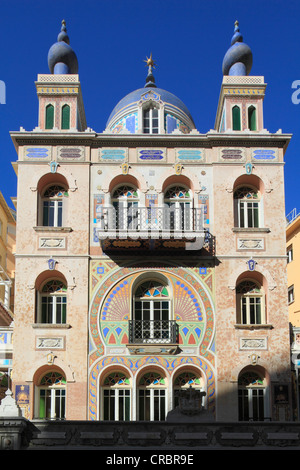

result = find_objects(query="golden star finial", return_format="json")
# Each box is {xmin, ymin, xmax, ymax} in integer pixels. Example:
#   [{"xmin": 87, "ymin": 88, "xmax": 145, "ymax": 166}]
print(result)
[{"xmin": 144, "ymin": 53, "xmax": 156, "ymax": 68}]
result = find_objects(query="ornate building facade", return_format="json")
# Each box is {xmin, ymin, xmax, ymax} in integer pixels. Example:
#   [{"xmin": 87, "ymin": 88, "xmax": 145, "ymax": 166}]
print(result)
[{"xmin": 10, "ymin": 20, "xmax": 292, "ymax": 422}]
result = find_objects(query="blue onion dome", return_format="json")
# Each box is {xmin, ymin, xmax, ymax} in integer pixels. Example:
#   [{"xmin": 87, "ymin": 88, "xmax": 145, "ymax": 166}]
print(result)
[
  {"xmin": 48, "ymin": 20, "xmax": 78, "ymax": 74},
  {"xmin": 222, "ymin": 21, "xmax": 253, "ymax": 76},
  {"xmin": 106, "ymin": 54, "xmax": 195, "ymax": 134}
]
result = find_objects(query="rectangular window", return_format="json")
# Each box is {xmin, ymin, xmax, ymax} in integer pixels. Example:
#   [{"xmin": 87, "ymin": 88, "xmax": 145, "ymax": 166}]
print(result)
[
  {"xmin": 40, "ymin": 296, "xmax": 67, "ymax": 324},
  {"xmin": 39, "ymin": 389, "xmax": 65, "ymax": 419},
  {"xmin": 288, "ymin": 285, "xmax": 295, "ymax": 304},
  {"xmin": 242, "ymin": 297, "xmax": 262, "ymax": 324},
  {"xmin": 104, "ymin": 389, "xmax": 130, "ymax": 421},
  {"xmin": 239, "ymin": 201, "xmax": 259, "ymax": 228},
  {"xmin": 287, "ymin": 246, "xmax": 293, "ymax": 263},
  {"xmin": 138, "ymin": 389, "xmax": 165, "ymax": 421},
  {"xmin": 238, "ymin": 388, "xmax": 264, "ymax": 421},
  {"xmin": 43, "ymin": 200, "xmax": 63, "ymax": 227}
]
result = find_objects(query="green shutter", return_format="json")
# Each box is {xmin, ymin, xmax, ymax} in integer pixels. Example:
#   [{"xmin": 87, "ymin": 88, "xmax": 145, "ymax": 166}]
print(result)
[
  {"xmin": 61, "ymin": 105, "xmax": 70, "ymax": 129},
  {"xmin": 232, "ymin": 106, "xmax": 241, "ymax": 130},
  {"xmin": 45, "ymin": 104, "xmax": 54, "ymax": 129},
  {"xmin": 248, "ymin": 106, "xmax": 256, "ymax": 131}
]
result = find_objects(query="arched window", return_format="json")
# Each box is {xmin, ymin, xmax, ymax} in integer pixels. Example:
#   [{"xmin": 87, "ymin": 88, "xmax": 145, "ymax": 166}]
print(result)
[
  {"xmin": 61, "ymin": 104, "xmax": 70, "ymax": 130},
  {"xmin": 37, "ymin": 279, "xmax": 67, "ymax": 324},
  {"xmin": 131, "ymin": 280, "xmax": 173, "ymax": 343},
  {"xmin": 248, "ymin": 105, "xmax": 256, "ymax": 131},
  {"xmin": 232, "ymin": 105, "xmax": 241, "ymax": 131},
  {"xmin": 164, "ymin": 185, "xmax": 192, "ymax": 231},
  {"xmin": 37, "ymin": 371, "xmax": 66, "ymax": 419},
  {"xmin": 45, "ymin": 104, "xmax": 54, "ymax": 130},
  {"xmin": 111, "ymin": 185, "xmax": 139, "ymax": 231},
  {"xmin": 238, "ymin": 370, "xmax": 266, "ymax": 421},
  {"xmin": 234, "ymin": 186, "xmax": 260, "ymax": 228},
  {"xmin": 138, "ymin": 371, "xmax": 167, "ymax": 421},
  {"xmin": 143, "ymin": 106, "xmax": 159, "ymax": 134},
  {"xmin": 236, "ymin": 280, "xmax": 265, "ymax": 325},
  {"xmin": 102, "ymin": 372, "xmax": 131, "ymax": 421},
  {"xmin": 42, "ymin": 185, "xmax": 68, "ymax": 227},
  {"xmin": 173, "ymin": 371, "xmax": 204, "ymax": 409}
]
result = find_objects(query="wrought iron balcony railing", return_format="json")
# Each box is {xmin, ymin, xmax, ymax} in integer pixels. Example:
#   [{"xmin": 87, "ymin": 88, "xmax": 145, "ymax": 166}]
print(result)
[
  {"xmin": 128, "ymin": 320, "xmax": 178, "ymax": 344},
  {"xmin": 96, "ymin": 206, "xmax": 204, "ymax": 240}
]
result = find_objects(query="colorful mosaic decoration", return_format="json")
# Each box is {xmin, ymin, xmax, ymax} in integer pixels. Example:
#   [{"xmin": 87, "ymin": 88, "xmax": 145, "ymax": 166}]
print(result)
[
  {"xmin": 139, "ymin": 372, "xmax": 165, "ymax": 386},
  {"xmin": 88, "ymin": 260, "xmax": 216, "ymax": 420},
  {"xmin": 174, "ymin": 372, "xmax": 201, "ymax": 386},
  {"xmin": 103, "ymin": 372, "xmax": 130, "ymax": 386}
]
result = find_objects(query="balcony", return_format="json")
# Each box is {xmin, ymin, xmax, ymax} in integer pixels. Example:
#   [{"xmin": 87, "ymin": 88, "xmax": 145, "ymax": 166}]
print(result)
[
  {"xmin": 96, "ymin": 206, "xmax": 204, "ymax": 241},
  {"xmin": 127, "ymin": 320, "xmax": 178, "ymax": 355}
]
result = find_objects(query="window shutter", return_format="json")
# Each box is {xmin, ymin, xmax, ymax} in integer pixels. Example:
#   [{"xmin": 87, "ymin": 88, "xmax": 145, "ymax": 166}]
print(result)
[{"xmin": 61, "ymin": 105, "xmax": 70, "ymax": 129}]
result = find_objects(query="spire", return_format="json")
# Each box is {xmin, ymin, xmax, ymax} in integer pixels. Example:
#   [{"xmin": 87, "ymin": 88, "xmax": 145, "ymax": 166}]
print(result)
[
  {"xmin": 231, "ymin": 20, "xmax": 243, "ymax": 45},
  {"xmin": 57, "ymin": 19, "xmax": 70, "ymax": 44},
  {"xmin": 144, "ymin": 53, "xmax": 157, "ymax": 88},
  {"xmin": 222, "ymin": 21, "xmax": 253, "ymax": 76},
  {"xmin": 48, "ymin": 20, "xmax": 79, "ymax": 74}
]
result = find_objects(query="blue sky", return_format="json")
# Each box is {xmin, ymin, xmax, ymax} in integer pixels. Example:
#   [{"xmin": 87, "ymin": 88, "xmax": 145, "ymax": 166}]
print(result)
[{"xmin": 0, "ymin": 0, "xmax": 299, "ymax": 217}]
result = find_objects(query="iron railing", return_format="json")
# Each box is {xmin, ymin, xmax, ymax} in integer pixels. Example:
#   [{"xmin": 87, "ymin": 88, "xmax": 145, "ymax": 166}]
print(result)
[
  {"xmin": 128, "ymin": 320, "xmax": 177, "ymax": 344},
  {"xmin": 96, "ymin": 206, "xmax": 204, "ymax": 239}
]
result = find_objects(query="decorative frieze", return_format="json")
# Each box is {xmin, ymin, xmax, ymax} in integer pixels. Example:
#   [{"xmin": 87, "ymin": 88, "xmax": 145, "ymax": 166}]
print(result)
[
  {"xmin": 98, "ymin": 148, "xmax": 128, "ymax": 163},
  {"xmin": 251, "ymin": 148, "xmax": 278, "ymax": 162},
  {"xmin": 240, "ymin": 337, "xmax": 267, "ymax": 350},
  {"xmin": 137, "ymin": 148, "xmax": 166, "ymax": 162},
  {"xmin": 175, "ymin": 148, "xmax": 205, "ymax": 163},
  {"xmin": 219, "ymin": 147, "xmax": 246, "ymax": 162},
  {"xmin": 24, "ymin": 146, "xmax": 52, "ymax": 161},
  {"xmin": 57, "ymin": 146, "xmax": 85, "ymax": 161},
  {"xmin": 36, "ymin": 336, "xmax": 65, "ymax": 350},
  {"xmin": 39, "ymin": 237, "xmax": 66, "ymax": 249},
  {"xmin": 237, "ymin": 238, "xmax": 265, "ymax": 250}
]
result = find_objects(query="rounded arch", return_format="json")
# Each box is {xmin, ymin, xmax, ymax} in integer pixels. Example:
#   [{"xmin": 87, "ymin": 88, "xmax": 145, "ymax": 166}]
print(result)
[
  {"xmin": 99, "ymin": 365, "xmax": 133, "ymax": 387},
  {"xmin": 162, "ymin": 174, "xmax": 194, "ymax": 194},
  {"xmin": 131, "ymin": 271, "xmax": 173, "ymax": 298},
  {"xmin": 37, "ymin": 172, "xmax": 69, "ymax": 195},
  {"xmin": 34, "ymin": 270, "xmax": 68, "ymax": 291},
  {"xmin": 33, "ymin": 364, "xmax": 67, "ymax": 387},
  {"xmin": 236, "ymin": 270, "xmax": 266, "ymax": 291},
  {"xmin": 233, "ymin": 173, "xmax": 265, "ymax": 195},
  {"xmin": 135, "ymin": 364, "xmax": 168, "ymax": 388},
  {"xmin": 108, "ymin": 174, "xmax": 141, "ymax": 193},
  {"xmin": 238, "ymin": 364, "xmax": 270, "ymax": 384},
  {"xmin": 228, "ymin": 264, "xmax": 276, "ymax": 292},
  {"xmin": 172, "ymin": 365, "xmax": 205, "ymax": 388}
]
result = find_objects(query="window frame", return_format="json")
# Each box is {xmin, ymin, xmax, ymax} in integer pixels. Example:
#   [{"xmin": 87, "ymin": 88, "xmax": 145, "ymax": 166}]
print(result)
[
  {"xmin": 238, "ymin": 370, "xmax": 267, "ymax": 421},
  {"xmin": 101, "ymin": 372, "xmax": 131, "ymax": 421},
  {"xmin": 143, "ymin": 105, "xmax": 159, "ymax": 134},
  {"xmin": 132, "ymin": 279, "xmax": 172, "ymax": 343},
  {"xmin": 164, "ymin": 185, "xmax": 193, "ymax": 231},
  {"xmin": 138, "ymin": 372, "xmax": 167, "ymax": 421},
  {"xmin": 36, "ymin": 371, "xmax": 66, "ymax": 420},
  {"xmin": 236, "ymin": 279, "xmax": 265, "ymax": 325},
  {"xmin": 234, "ymin": 186, "xmax": 261, "ymax": 229},
  {"xmin": 40, "ymin": 184, "xmax": 68, "ymax": 228},
  {"xmin": 111, "ymin": 184, "xmax": 140, "ymax": 231},
  {"xmin": 36, "ymin": 279, "xmax": 67, "ymax": 325},
  {"xmin": 287, "ymin": 245, "xmax": 293, "ymax": 264},
  {"xmin": 288, "ymin": 285, "xmax": 295, "ymax": 304}
]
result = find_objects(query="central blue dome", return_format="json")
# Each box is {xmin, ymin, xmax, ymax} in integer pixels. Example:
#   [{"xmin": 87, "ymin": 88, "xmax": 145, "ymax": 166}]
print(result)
[
  {"xmin": 107, "ymin": 87, "xmax": 195, "ymax": 129},
  {"xmin": 105, "ymin": 57, "xmax": 195, "ymax": 134}
]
